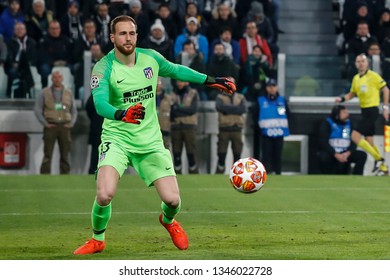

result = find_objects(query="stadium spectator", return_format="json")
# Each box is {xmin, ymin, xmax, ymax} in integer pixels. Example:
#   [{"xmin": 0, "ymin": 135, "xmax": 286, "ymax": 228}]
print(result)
[
  {"xmin": 380, "ymin": 29, "xmax": 390, "ymax": 59},
  {"xmin": 20, "ymin": 0, "xmax": 61, "ymax": 20},
  {"xmin": 0, "ymin": 34, "xmax": 6, "ymax": 65},
  {"xmin": 243, "ymin": 44, "xmax": 271, "ymax": 102},
  {"xmin": 342, "ymin": 1, "xmax": 375, "ymax": 43},
  {"xmin": 127, "ymin": 0, "xmax": 150, "ymax": 43},
  {"xmin": 154, "ymin": 3, "xmax": 179, "ymax": 42},
  {"xmin": 203, "ymin": 0, "xmax": 236, "ymax": 22},
  {"xmin": 78, "ymin": 0, "xmax": 107, "ymax": 20},
  {"xmin": 177, "ymin": 0, "xmax": 204, "ymax": 21},
  {"xmin": 336, "ymin": 53, "xmax": 389, "ymax": 176},
  {"xmin": 34, "ymin": 71, "xmax": 78, "ymax": 174},
  {"xmin": 94, "ymin": 3, "xmax": 111, "ymax": 48},
  {"xmin": 206, "ymin": 2, "xmax": 241, "ymax": 42},
  {"xmin": 366, "ymin": 41, "xmax": 384, "ymax": 71},
  {"xmin": 210, "ymin": 26, "xmax": 240, "ymax": 66},
  {"xmin": 108, "ymin": 0, "xmax": 129, "ymax": 18},
  {"xmin": 156, "ymin": 77, "xmax": 173, "ymax": 150},
  {"xmin": 174, "ymin": 16, "xmax": 209, "ymax": 63},
  {"xmin": 147, "ymin": 0, "xmax": 178, "ymax": 22},
  {"xmin": 74, "ymin": 43, "xmax": 105, "ymax": 99},
  {"xmin": 71, "ymin": 19, "xmax": 102, "ymax": 80},
  {"xmin": 239, "ymin": 20, "xmax": 272, "ymax": 69},
  {"xmin": 176, "ymin": 40, "xmax": 205, "ymax": 71},
  {"xmin": 175, "ymin": 40, "xmax": 205, "ymax": 99},
  {"xmin": 317, "ymin": 105, "xmax": 367, "ymax": 175},
  {"xmin": 4, "ymin": 21, "xmax": 36, "ymax": 98},
  {"xmin": 346, "ymin": 20, "xmax": 377, "ymax": 80},
  {"xmin": 235, "ymin": 0, "xmax": 252, "ymax": 23},
  {"xmin": 380, "ymin": 36, "xmax": 390, "ymax": 82},
  {"xmin": 59, "ymin": 0, "xmax": 83, "ymax": 41},
  {"xmin": 242, "ymin": 1, "xmax": 279, "ymax": 65},
  {"xmin": 235, "ymin": 0, "xmax": 280, "ymax": 33},
  {"xmin": 215, "ymin": 77, "xmax": 246, "ymax": 174},
  {"xmin": 25, "ymin": 0, "xmax": 54, "ymax": 43},
  {"xmin": 47, "ymin": 0, "xmax": 66, "ymax": 20},
  {"xmin": 139, "ymin": 19, "xmax": 174, "ymax": 62},
  {"xmin": 170, "ymin": 80, "xmax": 200, "ymax": 174},
  {"xmin": 206, "ymin": 42, "xmax": 239, "ymax": 100},
  {"xmin": 72, "ymin": 15, "xmax": 236, "ymax": 255},
  {"xmin": 242, "ymin": 1, "xmax": 275, "ymax": 45},
  {"xmin": 180, "ymin": 2, "xmax": 208, "ymax": 35},
  {"xmin": 0, "ymin": 0, "xmax": 24, "ymax": 43},
  {"xmin": 0, "ymin": 0, "xmax": 7, "ymax": 14},
  {"xmin": 37, "ymin": 20, "xmax": 73, "ymax": 87},
  {"xmin": 257, "ymin": 78, "xmax": 290, "ymax": 175},
  {"xmin": 85, "ymin": 93, "xmax": 104, "ymax": 175},
  {"xmin": 374, "ymin": 8, "xmax": 390, "ymax": 44},
  {"xmin": 266, "ymin": 0, "xmax": 281, "ymax": 27},
  {"xmin": 343, "ymin": 0, "xmax": 385, "ymax": 36}
]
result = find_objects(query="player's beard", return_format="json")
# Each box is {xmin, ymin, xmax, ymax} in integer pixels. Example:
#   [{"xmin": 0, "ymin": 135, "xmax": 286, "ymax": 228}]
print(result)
[{"xmin": 116, "ymin": 43, "xmax": 136, "ymax": 56}]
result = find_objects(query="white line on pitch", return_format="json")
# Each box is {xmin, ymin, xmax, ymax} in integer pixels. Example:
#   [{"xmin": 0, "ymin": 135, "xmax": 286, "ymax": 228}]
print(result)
[{"xmin": 1, "ymin": 210, "xmax": 390, "ymax": 216}]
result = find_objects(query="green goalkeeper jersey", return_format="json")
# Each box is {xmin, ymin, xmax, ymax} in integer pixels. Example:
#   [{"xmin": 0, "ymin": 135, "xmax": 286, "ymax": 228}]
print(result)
[{"xmin": 91, "ymin": 48, "xmax": 207, "ymax": 152}]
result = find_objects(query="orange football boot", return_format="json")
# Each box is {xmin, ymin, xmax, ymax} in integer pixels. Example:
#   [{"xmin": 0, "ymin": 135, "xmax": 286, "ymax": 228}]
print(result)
[
  {"xmin": 159, "ymin": 214, "xmax": 189, "ymax": 250},
  {"xmin": 73, "ymin": 238, "xmax": 105, "ymax": 255}
]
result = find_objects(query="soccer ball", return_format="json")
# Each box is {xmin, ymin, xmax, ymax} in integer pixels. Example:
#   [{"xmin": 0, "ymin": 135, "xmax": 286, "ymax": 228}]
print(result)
[{"xmin": 229, "ymin": 157, "xmax": 267, "ymax": 193}]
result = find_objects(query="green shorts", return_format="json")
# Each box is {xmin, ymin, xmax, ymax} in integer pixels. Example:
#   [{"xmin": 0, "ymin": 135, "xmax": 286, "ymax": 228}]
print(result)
[{"xmin": 97, "ymin": 141, "xmax": 176, "ymax": 186}]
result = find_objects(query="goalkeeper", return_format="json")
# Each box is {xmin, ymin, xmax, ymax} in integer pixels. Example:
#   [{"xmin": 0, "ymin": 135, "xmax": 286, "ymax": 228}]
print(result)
[{"xmin": 74, "ymin": 15, "xmax": 236, "ymax": 255}]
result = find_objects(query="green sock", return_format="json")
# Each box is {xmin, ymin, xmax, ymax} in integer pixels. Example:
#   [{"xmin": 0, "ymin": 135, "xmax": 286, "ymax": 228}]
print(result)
[
  {"xmin": 161, "ymin": 200, "xmax": 181, "ymax": 224},
  {"xmin": 357, "ymin": 139, "xmax": 382, "ymax": 160},
  {"xmin": 91, "ymin": 199, "xmax": 112, "ymax": 241}
]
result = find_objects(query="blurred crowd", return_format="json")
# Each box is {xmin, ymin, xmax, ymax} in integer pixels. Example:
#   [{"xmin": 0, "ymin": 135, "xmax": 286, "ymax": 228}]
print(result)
[
  {"xmin": 0, "ymin": 0, "xmax": 282, "ymax": 101},
  {"xmin": 337, "ymin": 0, "xmax": 390, "ymax": 83}
]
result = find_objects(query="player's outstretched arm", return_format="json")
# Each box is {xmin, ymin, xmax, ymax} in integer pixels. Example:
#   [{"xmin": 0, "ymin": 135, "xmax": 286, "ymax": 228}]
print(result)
[
  {"xmin": 114, "ymin": 103, "xmax": 145, "ymax": 124},
  {"xmin": 152, "ymin": 49, "xmax": 236, "ymax": 93},
  {"xmin": 204, "ymin": 76, "xmax": 237, "ymax": 94}
]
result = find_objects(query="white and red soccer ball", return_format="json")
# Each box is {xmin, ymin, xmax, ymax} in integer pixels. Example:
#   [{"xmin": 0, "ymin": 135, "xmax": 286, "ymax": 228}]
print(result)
[{"xmin": 229, "ymin": 157, "xmax": 267, "ymax": 193}]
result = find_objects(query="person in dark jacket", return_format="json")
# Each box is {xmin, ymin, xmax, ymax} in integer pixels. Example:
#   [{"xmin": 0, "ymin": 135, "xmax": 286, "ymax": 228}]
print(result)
[
  {"xmin": 206, "ymin": 42, "xmax": 238, "ymax": 100},
  {"xmin": 59, "ymin": 0, "xmax": 83, "ymax": 42},
  {"xmin": 154, "ymin": 3, "xmax": 178, "ymax": 42},
  {"xmin": 138, "ymin": 18, "xmax": 174, "ymax": 62},
  {"xmin": 25, "ymin": 0, "xmax": 54, "ymax": 43},
  {"xmin": 37, "ymin": 20, "xmax": 73, "ymax": 87},
  {"xmin": 206, "ymin": 2, "xmax": 241, "ymax": 42},
  {"xmin": 5, "ymin": 21, "xmax": 36, "ymax": 98},
  {"xmin": 317, "ymin": 105, "xmax": 367, "ymax": 175}
]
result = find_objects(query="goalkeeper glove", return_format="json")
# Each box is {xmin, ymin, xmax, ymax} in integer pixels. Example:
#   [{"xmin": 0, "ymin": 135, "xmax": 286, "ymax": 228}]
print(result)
[
  {"xmin": 204, "ymin": 76, "xmax": 236, "ymax": 94},
  {"xmin": 121, "ymin": 103, "xmax": 145, "ymax": 124}
]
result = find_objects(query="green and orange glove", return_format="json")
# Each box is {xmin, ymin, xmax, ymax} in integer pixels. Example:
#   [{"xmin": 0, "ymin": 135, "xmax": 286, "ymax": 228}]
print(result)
[
  {"xmin": 121, "ymin": 103, "xmax": 145, "ymax": 124},
  {"xmin": 204, "ymin": 76, "xmax": 236, "ymax": 94}
]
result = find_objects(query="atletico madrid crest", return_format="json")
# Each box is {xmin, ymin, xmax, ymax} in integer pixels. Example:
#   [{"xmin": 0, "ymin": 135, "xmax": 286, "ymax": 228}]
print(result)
[{"xmin": 143, "ymin": 67, "xmax": 153, "ymax": 79}]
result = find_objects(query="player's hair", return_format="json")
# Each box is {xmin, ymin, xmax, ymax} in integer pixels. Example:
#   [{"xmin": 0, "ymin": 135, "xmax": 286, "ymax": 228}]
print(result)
[
  {"xmin": 331, "ymin": 105, "xmax": 346, "ymax": 121},
  {"xmin": 110, "ymin": 15, "xmax": 137, "ymax": 34}
]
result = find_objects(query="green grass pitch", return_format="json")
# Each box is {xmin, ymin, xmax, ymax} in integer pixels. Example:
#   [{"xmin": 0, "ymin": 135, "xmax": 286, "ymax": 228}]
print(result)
[{"xmin": 0, "ymin": 174, "xmax": 389, "ymax": 260}]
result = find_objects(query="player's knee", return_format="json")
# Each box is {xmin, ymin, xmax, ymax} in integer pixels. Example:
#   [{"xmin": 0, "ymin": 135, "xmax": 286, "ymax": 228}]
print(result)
[
  {"xmin": 96, "ymin": 191, "xmax": 114, "ymax": 206},
  {"xmin": 164, "ymin": 196, "xmax": 180, "ymax": 209}
]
